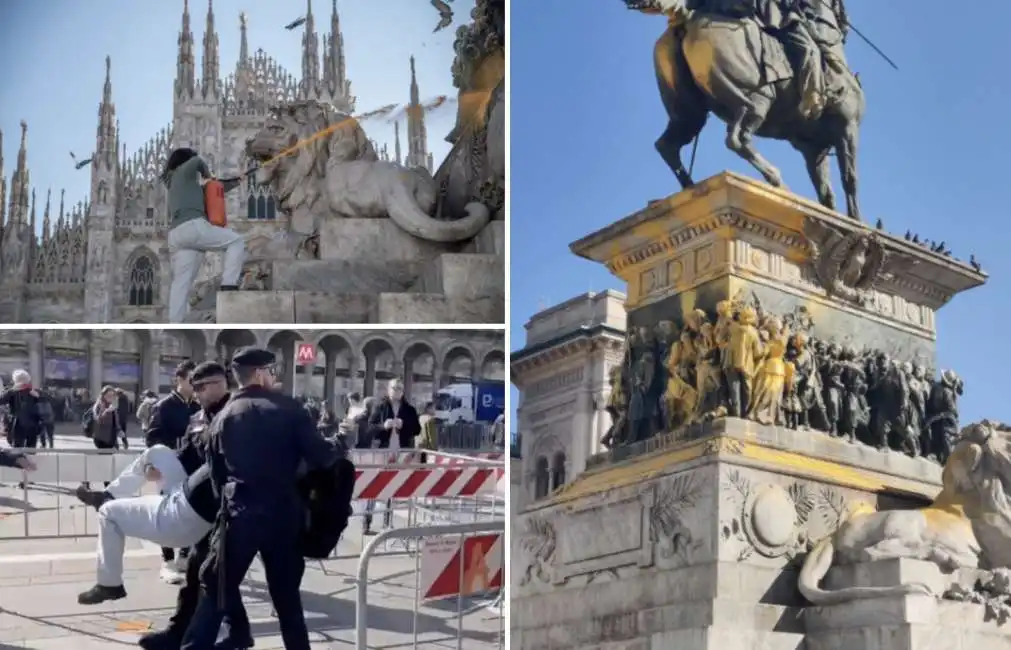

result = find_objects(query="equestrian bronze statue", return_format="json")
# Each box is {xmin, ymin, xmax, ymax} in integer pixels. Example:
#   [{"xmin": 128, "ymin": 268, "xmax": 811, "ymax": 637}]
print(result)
[{"xmin": 625, "ymin": 0, "xmax": 865, "ymax": 220}]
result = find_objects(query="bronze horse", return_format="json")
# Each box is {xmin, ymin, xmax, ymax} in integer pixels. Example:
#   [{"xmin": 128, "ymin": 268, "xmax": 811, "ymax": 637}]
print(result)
[{"xmin": 629, "ymin": 1, "xmax": 865, "ymax": 220}]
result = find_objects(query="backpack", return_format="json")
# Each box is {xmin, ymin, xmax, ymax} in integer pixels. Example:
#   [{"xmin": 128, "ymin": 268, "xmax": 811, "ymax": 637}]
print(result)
[
  {"xmin": 297, "ymin": 455, "xmax": 356, "ymax": 559},
  {"xmin": 136, "ymin": 399, "xmax": 155, "ymax": 430},
  {"xmin": 81, "ymin": 408, "xmax": 95, "ymax": 438},
  {"xmin": 36, "ymin": 400, "xmax": 54, "ymax": 426}
]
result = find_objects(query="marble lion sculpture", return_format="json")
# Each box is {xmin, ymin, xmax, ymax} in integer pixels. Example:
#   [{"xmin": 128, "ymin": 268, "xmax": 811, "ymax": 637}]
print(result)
[
  {"xmin": 245, "ymin": 100, "xmax": 491, "ymax": 243},
  {"xmin": 799, "ymin": 419, "xmax": 1011, "ymax": 605}
]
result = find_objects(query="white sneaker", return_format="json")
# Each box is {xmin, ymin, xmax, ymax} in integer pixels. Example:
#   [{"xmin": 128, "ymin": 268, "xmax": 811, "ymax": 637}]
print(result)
[{"xmin": 159, "ymin": 561, "xmax": 184, "ymax": 585}]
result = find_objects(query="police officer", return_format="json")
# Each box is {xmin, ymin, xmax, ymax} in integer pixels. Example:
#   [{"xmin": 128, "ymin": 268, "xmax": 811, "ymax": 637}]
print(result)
[
  {"xmin": 181, "ymin": 348, "xmax": 338, "ymax": 650},
  {"xmin": 139, "ymin": 361, "xmax": 252, "ymax": 650}
]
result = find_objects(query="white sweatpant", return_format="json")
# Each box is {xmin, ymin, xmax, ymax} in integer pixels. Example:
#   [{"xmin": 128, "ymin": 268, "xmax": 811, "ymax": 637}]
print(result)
[
  {"xmin": 167, "ymin": 218, "xmax": 246, "ymax": 323},
  {"xmin": 96, "ymin": 491, "xmax": 212, "ymax": 587},
  {"xmin": 104, "ymin": 445, "xmax": 188, "ymax": 499}
]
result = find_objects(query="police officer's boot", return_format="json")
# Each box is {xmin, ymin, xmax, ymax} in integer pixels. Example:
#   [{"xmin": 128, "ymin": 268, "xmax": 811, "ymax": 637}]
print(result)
[{"xmin": 139, "ymin": 628, "xmax": 254, "ymax": 649}]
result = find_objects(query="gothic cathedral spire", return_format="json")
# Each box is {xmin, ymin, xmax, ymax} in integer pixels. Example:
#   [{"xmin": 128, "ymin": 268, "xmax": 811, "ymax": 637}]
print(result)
[
  {"xmin": 202, "ymin": 0, "xmax": 220, "ymax": 98},
  {"xmin": 405, "ymin": 56, "xmax": 430, "ymax": 171},
  {"xmin": 84, "ymin": 57, "xmax": 119, "ymax": 323},
  {"xmin": 176, "ymin": 0, "xmax": 196, "ymax": 99},
  {"xmin": 0, "ymin": 128, "xmax": 6, "ymax": 227},
  {"xmin": 301, "ymin": 0, "xmax": 320, "ymax": 98},
  {"xmin": 96, "ymin": 56, "xmax": 117, "ymax": 171},
  {"xmin": 8, "ymin": 121, "xmax": 29, "ymax": 224}
]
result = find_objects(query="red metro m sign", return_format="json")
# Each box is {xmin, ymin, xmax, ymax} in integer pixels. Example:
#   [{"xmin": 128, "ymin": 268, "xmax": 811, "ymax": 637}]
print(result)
[{"xmin": 295, "ymin": 342, "xmax": 316, "ymax": 364}]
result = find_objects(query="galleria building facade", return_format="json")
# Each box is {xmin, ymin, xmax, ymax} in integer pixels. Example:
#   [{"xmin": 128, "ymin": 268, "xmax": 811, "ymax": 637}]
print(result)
[
  {"xmin": 0, "ymin": 329, "xmax": 505, "ymax": 410},
  {"xmin": 510, "ymin": 291, "xmax": 627, "ymax": 511},
  {"xmin": 0, "ymin": 0, "xmax": 435, "ymax": 323}
]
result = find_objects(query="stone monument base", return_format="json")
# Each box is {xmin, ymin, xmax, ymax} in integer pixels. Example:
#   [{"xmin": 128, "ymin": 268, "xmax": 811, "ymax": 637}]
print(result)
[
  {"xmin": 809, "ymin": 559, "xmax": 1011, "ymax": 649},
  {"xmin": 509, "ymin": 419, "xmax": 1008, "ymax": 650},
  {"xmin": 212, "ymin": 219, "xmax": 505, "ymax": 323}
]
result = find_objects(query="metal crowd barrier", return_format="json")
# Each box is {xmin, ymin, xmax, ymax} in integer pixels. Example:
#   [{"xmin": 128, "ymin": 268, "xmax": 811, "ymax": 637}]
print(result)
[
  {"xmin": 435, "ymin": 421, "xmax": 504, "ymax": 451},
  {"xmin": 0, "ymin": 448, "xmax": 144, "ymax": 539},
  {"xmin": 334, "ymin": 449, "xmax": 505, "ymax": 561},
  {"xmin": 355, "ymin": 520, "xmax": 505, "ymax": 650},
  {"xmin": 0, "ymin": 449, "xmax": 505, "ymax": 546}
]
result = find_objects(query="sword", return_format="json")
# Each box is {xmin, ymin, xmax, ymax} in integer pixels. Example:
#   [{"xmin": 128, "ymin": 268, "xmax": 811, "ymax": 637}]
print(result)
[
  {"xmin": 813, "ymin": 0, "xmax": 899, "ymax": 71},
  {"xmin": 843, "ymin": 20, "xmax": 898, "ymax": 71}
]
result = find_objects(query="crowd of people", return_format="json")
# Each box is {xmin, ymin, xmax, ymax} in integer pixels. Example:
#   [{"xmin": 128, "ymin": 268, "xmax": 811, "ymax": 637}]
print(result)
[
  {"xmin": 1, "ymin": 348, "xmax": 370, "ymax": 650},
  {"xmin": 0, "ymin": 348, "xmax": 455, "ymax": 650}
]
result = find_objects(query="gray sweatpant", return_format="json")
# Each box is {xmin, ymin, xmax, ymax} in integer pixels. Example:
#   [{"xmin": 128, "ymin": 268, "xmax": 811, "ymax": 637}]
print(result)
[{"xmin": 94, "ymin": 445, "xmax": 211, "ymax": 587}]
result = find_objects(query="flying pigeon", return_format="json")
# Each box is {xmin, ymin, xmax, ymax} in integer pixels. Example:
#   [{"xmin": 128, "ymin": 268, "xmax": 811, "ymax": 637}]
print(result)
[
  {"xmin": 285, "ymin": 16, "xmax": 307, "ymax": 30},
  {"xmin": 432, "ymin": 0, "xmax": 453, "ymax": 33},
  {"xmin": 70, "ymin": 151, "xmax": 93, "ymax": 170}
]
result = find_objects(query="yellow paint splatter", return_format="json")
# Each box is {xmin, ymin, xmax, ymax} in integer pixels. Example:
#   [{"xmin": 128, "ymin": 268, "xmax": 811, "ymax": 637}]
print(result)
[{"xmin": 116, "ymin": 621, "xmax": 153, "ymax": 632}]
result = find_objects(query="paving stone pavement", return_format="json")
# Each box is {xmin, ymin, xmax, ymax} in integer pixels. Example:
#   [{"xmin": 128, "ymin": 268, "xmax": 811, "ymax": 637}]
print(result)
[{"xmin": 0, "ymin": 451, "xmax": 505, "ymax": 649}]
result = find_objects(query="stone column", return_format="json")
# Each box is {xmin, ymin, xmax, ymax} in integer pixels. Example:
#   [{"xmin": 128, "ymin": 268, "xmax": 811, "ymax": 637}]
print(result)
[
  {"xmin": 348, "ymin": 355, "xmax": 361, "ymax": 395},
  {"xmin": 146, "ymin": 336, "xmax": 162, "ymax": 394},
  {"xmin": 300, "ymin": 356, "xmax": 318, "ymax": 397},
  {"xmin": 27, "ymin": 332, "xmax": 43, "ymax": 386},
  {"xmin": 88, "ymin": 340, "xmax": 104, "ymax": 399},
  {"xmin": 280, "ymin": 345, "xmax": 296, "ymax": 396},
  {"xmin": 402, "ymin": 357, "xmax": 414, "ymax": 401},
  {"xmin": 363, "ymin": 355, "xmax": 376, "ymax": 397},
  {"xmin": 593, "ymin": 393, "xmax": 610, "ymax": 458},
  {"xmin": 390, "ymin": 360, "xmax": 405, "ymax": 398},
  {"xmin": 324, "ymin": 353, "xmax": 337, "ymax": 413},
  {"xmin": 570, "ymin": 345, "xmax": 596, "ymax": 476}
]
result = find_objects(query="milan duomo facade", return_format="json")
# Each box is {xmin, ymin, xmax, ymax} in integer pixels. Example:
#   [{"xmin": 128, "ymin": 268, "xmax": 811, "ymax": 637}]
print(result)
[{"xmin": 0, "ymin": 0, "xmax": 435, "ymax": 324}]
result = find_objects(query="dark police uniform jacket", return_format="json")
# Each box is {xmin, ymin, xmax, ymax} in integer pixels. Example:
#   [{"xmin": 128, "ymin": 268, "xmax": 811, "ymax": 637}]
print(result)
[
  {"xmin": 178, "ymin": 394, "xmax": 231, "ymax": 523},
  {"xmin": 177, "ymin": 394, "xmax": 229, "ymax": 476},
  {"xmin": 147, "ymin": 391, "xmax": 200, "ymax": 449},
  {"xmin": 205, "ymin": 385, "xmax": 339, "ymax": 520}
]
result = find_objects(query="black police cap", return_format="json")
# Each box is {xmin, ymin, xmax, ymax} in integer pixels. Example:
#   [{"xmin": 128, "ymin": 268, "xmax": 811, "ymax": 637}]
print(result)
[
  {"xmin": 230, "ymin": 347, "xmax": 276, "ymax": 369},
  {"xmin": 191, "ymin": 361, "xmax": 227, "ymax": 383}
]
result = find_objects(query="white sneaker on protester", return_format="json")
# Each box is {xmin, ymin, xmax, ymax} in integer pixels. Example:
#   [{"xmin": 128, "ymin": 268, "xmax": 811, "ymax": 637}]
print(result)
[{"xmin": 159, "ymin": 561, "xmax": 184, "ymax": 584}]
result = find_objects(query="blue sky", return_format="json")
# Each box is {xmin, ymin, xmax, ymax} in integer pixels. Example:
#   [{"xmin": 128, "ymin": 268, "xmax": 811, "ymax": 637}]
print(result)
[
  {"xmin": 0, "ymin": 0, "xmax": 468, "ymax": 220},
  {"xmin": 509, "ymin": 0, "xmax": 1011, "ymax": 431}
]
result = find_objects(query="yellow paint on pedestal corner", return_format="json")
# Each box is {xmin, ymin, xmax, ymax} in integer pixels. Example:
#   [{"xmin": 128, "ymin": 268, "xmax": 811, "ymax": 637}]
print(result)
[{"xmin": 539, "ymin": 432, "xmax": 939, "ymax": 510}]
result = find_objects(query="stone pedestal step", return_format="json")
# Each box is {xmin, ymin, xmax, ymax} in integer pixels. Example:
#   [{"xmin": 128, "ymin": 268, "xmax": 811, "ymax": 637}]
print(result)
[
  {"xmin": 410, "ymin": 253, "xmax": 504, "ymax": 297},
  {"xmin": 267, "ymin": 252, "xmax": 503, "ymax": 298},
  {"xmin": 216, "ymin": 290, "xmax": 503, "ymax": 324},
  {"xmin": 806, "ymin": 623, "xmax": 1011, "ymax": 650},
  {"xmin": 317, "ymin": 218, "xmax": 457, "ymax": 261},
  {"xmin": 269, "ymin": 259, "xmax": 425, "ymax": 293},
  {"xmin": 463, "ymin": 220, "xmax": 505, "ymax": 255}
]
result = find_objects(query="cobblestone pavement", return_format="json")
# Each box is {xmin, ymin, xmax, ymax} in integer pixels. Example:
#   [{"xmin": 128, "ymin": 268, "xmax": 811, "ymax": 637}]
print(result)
[{"xmin": 0, "ymin": 450, "xmax": 505, "ymax": 649}]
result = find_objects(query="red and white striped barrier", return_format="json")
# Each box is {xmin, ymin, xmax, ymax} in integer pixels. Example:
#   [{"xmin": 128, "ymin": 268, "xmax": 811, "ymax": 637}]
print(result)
[
  {"xmin": 420, "ymin": 532, "xmax": 504, "ymax": 600},
  {"xmin": 428, "ymin": 451, "xmax": 506, "ymax": 493},
  {"xmin": 353, "ymin": 466, "xmax": 499, "ymax": 500},
  {"xmin": 429, "ymin": 451, "xmax": 504, "ymax": 464}
]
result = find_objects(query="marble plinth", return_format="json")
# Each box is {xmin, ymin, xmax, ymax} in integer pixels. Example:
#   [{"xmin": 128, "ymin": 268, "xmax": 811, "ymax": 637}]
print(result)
[{"xmin": 512, "ymin": 419, "xmax": 944, "ymax": 650}]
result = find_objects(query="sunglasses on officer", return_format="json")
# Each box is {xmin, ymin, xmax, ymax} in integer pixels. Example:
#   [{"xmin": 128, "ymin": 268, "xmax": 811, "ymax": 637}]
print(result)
[{"xmin": 192, "ymin": 376, "xmax": 226, "ymax": 393}]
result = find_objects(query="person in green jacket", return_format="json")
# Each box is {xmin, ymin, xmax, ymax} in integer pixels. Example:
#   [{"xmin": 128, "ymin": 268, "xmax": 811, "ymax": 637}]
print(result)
[{"xmin": 161, "ymin": 147, "xmax": 248, "ymax": 323}]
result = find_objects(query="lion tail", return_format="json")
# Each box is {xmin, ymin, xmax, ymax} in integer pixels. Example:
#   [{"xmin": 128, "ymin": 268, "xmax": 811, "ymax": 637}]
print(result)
[
  {"xmin": 386, "ymin": 175, "xmax": 491, "ymax": 243},
  {"xmin": 798, "ymin": 537, "xmax": 935, "ymax": 606}
]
